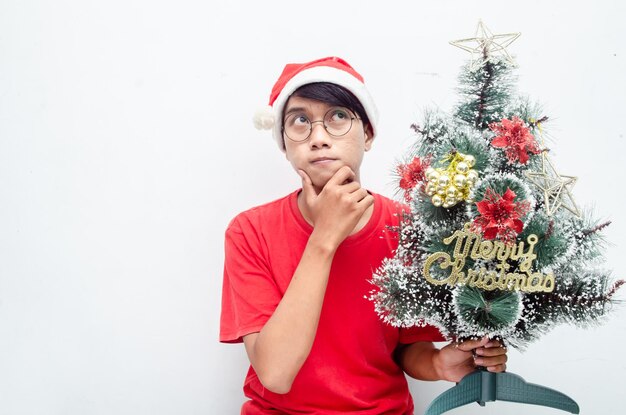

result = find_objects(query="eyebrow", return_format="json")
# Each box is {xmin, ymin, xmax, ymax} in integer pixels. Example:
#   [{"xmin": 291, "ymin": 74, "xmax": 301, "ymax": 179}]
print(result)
[{"xmin": 283, "ymin": 106, "xmax": 308, "ymax": 117}]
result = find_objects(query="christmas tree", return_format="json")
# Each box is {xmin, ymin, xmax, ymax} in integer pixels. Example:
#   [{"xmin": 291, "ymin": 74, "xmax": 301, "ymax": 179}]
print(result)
[{"xmin": 370, "ymin": 21, "xmax": 624, "ymax": 351}]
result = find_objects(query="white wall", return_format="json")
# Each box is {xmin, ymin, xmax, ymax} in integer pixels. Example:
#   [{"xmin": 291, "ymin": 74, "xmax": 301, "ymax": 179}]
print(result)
[{"xmin": 1, "ymin": 1, "xmax": 625, "ymax": 414}]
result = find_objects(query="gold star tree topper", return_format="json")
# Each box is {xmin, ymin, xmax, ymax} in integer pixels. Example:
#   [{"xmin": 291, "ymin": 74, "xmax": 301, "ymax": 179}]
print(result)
[{"xmin": 450, "ymin": 20, "xmax": 521, "ymax": 71}]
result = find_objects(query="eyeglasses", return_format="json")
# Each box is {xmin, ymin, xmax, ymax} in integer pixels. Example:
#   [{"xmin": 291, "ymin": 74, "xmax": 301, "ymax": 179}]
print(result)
[{"xmin": 282, "ymin": 107, "xmax": 361, "ymax": 142}]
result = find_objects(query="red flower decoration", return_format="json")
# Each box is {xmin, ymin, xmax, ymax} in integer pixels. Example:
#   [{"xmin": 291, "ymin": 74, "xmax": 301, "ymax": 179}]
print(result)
[
  {"xmin": 472, "ymin": 187, "xmax": 530, "ymax": 243},
  {"xmin": 489, "ymin": 117, "xmax": 541, "ymax": 164},
  {"xmin": 397, "ymin": 156, "xmax": 430, "ymax": 200}
]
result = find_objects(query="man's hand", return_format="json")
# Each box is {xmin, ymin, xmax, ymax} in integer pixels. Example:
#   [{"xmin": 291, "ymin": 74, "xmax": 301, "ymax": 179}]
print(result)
[
  {"xmin": 434, "ymin": 337, "xmax": 508, "ymax": 382},
  {"xmin": 299, "ymin": 166, "xmax": 374, "ymax": 250}
]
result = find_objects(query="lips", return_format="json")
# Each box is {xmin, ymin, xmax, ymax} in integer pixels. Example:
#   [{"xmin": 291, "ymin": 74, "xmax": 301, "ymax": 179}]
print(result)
[{"xmin": 311, "ymin": 157, "xmax": 337, "ymax": 164}]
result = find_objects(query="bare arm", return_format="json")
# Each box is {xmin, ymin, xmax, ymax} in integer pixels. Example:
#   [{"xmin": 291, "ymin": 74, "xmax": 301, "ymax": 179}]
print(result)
[
  {"xmin": 243, "ymin": 166, "xmax": 374, "ymax": 394},
  {"xmin": 397, "ymin": 337, "xmax": 508, "ymax": 383}
]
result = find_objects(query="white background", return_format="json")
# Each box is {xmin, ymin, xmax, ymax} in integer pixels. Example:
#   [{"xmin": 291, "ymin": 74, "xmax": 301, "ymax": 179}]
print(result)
[{"xmin": 1, "ymin": 1, "xmax": 625, "ymax": 414}]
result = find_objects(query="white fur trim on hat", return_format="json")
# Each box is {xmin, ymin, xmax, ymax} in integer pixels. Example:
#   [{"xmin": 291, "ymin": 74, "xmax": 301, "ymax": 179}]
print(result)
[{"xmin": 253, "ymin": 105, "xmax": 275, "ymax": 130}]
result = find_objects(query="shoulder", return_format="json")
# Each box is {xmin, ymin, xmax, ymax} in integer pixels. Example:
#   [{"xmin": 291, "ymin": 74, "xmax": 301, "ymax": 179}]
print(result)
[
  {"xmin": 226, "ymin": 191, "xmax": 296, "ymax": 234},
  {"xmin": 373, "ymin": 192, "xmax": 407, "ymax": 210},
  {"xmin": 371, "ymin": 191, "xmax": 409, "ymax": 223}
]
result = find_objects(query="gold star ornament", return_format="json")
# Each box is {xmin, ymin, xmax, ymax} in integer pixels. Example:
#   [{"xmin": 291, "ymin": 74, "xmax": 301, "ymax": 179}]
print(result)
[
  {"xmin": 450, "ymin": 20, "xmax": 521, "ymax": 71},
  {"xmin": 525, "ymin": 151, "xmax": 581, "ymax": 218}
]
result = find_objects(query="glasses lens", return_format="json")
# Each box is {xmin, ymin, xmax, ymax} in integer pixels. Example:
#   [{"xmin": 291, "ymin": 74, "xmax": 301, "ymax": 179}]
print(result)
[
  {"xmin": 284, "ymin": 113, "xmax": 310, "ymax": 142},
  {"xmin": 324, "ymin": 107, "xmax": 353, "ymax": 137}
]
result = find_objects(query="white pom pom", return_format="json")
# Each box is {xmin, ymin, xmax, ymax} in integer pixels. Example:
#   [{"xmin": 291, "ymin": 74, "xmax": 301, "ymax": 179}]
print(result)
[{"xmin": 253, "ymin": 106, "xmax": 275, "ymax": 130}]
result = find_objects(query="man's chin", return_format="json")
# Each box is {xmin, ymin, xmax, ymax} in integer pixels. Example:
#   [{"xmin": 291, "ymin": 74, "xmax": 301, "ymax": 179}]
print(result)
[
  {"xmin": 299, "ymin": 164, "xmax": 351, "ymax": 190},
  {"xmin": 308, "ymin": 170, "xmax": 336, "ymax": 189}
]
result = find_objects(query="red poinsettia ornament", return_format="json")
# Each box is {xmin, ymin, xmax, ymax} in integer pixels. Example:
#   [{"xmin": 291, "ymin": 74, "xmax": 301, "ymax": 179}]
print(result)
[
  {"xmin": 490, "ymin": 116, "xmax": 541, "ymax": 164},
  {"xmin": 472, "ymin": 187, "xmax": 530, "ymax": 243},
  {"xmin": 397, "ymin": 156, "xmax": 430, "ymax": 200}
]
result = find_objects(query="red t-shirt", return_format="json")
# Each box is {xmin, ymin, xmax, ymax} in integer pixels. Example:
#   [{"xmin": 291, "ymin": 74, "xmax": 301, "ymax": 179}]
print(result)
[{"xmin": 220, "ymin": 190, "xmax": 444, "ymax": 414}]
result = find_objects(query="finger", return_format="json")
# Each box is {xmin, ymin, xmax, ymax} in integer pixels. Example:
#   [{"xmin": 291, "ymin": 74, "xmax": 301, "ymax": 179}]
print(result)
[
  {"xmin": 357, "ymin": 190, "xmax": 374, "ymax": 204},
  {"xmin": 475, "ymin": 346, "xmax": 507, "ymax": 357},
  {"xmin": 474, "ymin": 353, "xmax": 508, "ymax": 368},
  {"xmin": 298, "ymin": 170, "xmax": 317, "ymax": 202},
  {"xmin": 357, "ymin": 193, "xmax": 375, "ymax": 209},
  {"xmin": 485, "ymin": 340, "xmax": 505, "ymax": 349},
  {"xmin": 349, "ymin": 188, "xmax": 369, "ymax": 203},
  {"xmin": 486, "ymin": 363, "xmax": 507, "ymax": 373},
  {"xmin": 455, "ymin": 336, "xmax": 489, "ymax": 352},
  {"xmin": 327, "ymin": 166, "xmax": 355, "ymax": 187},
  {"xmin": 341, "ymin": 180, "xmax": 362, "ymax": 194}
]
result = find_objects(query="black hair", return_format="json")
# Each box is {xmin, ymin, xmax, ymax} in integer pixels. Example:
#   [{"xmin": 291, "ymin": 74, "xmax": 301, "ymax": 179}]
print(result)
[{"xmin": 286, "ymin": 82, "xmax": 370, "ymax": 127}]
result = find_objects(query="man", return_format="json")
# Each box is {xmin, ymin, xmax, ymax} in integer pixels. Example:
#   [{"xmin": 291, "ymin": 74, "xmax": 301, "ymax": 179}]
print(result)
[{"xmin": 220, "ymin": 56, "xmax": 507, "ymax": 414}]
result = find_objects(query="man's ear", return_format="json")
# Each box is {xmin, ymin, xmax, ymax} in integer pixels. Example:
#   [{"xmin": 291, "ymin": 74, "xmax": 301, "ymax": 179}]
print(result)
[{"xmin": 364, "ymin": 124, "xmax": 375, "ymax": 151}]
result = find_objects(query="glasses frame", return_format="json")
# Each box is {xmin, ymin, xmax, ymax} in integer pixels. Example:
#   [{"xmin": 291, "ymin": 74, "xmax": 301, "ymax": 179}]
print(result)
[{"xmin": 282, "ymin": 107, "xmax": 362, "ymax": 143}]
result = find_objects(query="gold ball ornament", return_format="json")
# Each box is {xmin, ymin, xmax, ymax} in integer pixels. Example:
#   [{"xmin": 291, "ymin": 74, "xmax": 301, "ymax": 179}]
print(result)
[
  {"xmin": 467, "ymin": 169, "xmax": 479, "ymax": 181},
  {"xmin": 426, "ymin": 167, "xmax": 439, "ymax": 181},
  {"xmin": 456, "ymin": 162, "xmax": 469, "ymax": 174},
  {"xmin": 424, "ymin": 152, "xmax": 480, "ymax": 206},
  {"xmin": 464, "ymin": 154, "xmax": 476, "ymax": 167},
  {"xmin": 446, "ymin": 186, "xmax": 458, "ymax": 198},
  {"xmin": 454, "ymin": 174, "xmax": 467, "ymax": 188},
  {"xmin": 438, "ymin": 174, "xmax": 451, "ymax": 187},
  {"xmin": 425, "ymin": 183, "xmax": 437, "ymax": 196}
]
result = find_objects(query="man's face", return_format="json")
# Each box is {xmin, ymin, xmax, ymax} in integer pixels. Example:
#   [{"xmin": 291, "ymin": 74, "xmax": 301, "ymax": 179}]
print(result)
[{"xmin": 283, "ymin": 96, "xmax": 374, "ymax": 193}]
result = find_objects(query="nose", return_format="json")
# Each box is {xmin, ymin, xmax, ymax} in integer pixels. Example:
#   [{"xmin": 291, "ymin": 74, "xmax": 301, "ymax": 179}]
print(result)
[{"xmin": 308, "ymin": 121, "xmax": 332, "ymax": 149}]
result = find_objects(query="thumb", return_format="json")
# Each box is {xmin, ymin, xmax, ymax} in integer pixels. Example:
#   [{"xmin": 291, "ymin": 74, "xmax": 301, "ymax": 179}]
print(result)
[{"xmin": 298, "ymin": 170, "xmax": 317, "ymax": 202}]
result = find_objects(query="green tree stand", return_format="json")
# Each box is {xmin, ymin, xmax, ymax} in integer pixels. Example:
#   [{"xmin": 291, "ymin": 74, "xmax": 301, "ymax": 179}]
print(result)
[{"xmin": 424, "ymin": 370, "xmax": 580, "ymax": 415}]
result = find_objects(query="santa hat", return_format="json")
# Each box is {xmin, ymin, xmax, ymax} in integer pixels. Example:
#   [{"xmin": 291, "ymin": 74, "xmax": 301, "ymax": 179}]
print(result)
[{"xmin": 253, "ymin": 56, "xmax": 379, "ymax": 151}]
